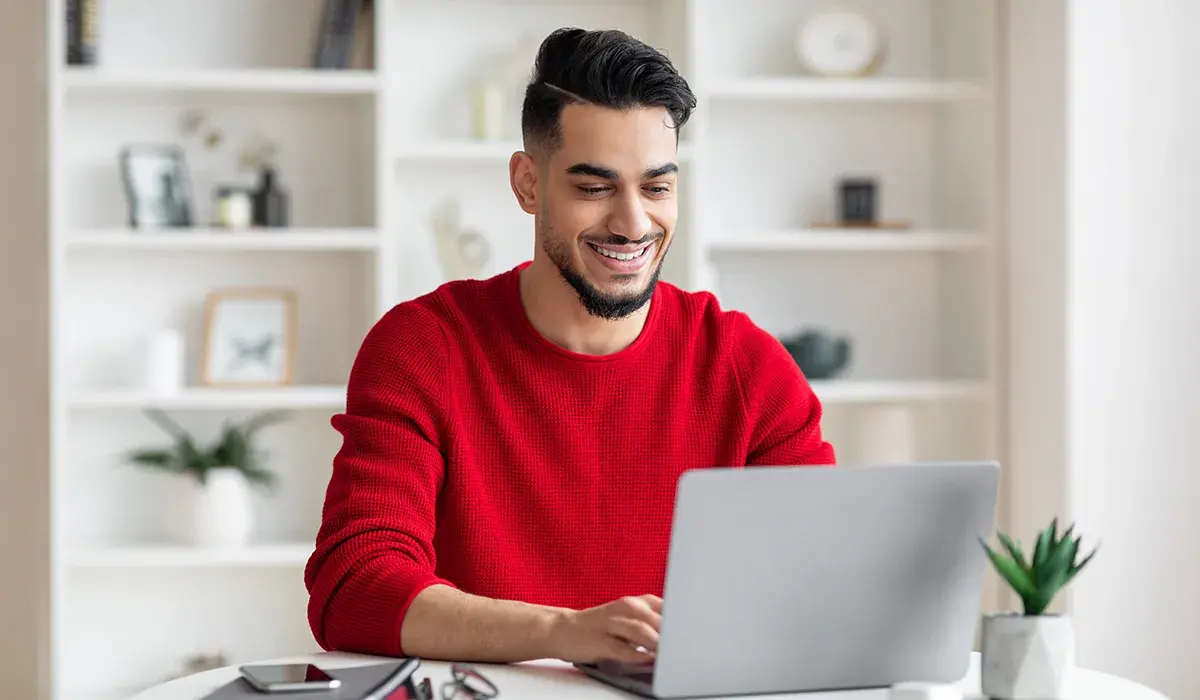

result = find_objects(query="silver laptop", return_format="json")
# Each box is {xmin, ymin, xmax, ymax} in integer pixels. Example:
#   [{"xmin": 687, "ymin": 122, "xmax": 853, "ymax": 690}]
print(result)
[{"xmin": 575, "ymin": 461, "xmax": 1000, "ymax": 698}]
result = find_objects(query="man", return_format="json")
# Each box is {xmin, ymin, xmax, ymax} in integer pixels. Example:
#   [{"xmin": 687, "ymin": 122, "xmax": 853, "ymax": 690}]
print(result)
[{"xmin": 304, "ymin": 27, "xmax": 834, "ymax": 668}]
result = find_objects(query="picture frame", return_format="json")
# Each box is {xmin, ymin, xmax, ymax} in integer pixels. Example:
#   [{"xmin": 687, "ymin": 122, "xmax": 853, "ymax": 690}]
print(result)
[
  {"xmin": 119, "ymin": 144, "xmax": 194, "ymax": 228},
  {"xmin": 200, "ymin": 288, "xmax": 297, "ymax": 387}
]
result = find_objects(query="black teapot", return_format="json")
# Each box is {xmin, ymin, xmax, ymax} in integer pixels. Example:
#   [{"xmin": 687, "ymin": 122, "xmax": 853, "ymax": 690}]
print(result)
[{"xmin": 779, "ymin": 329, "xmax": 852, "ymax": 380}]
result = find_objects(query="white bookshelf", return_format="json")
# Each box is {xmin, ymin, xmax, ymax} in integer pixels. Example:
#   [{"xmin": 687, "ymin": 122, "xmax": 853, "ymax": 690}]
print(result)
[
  {"xmin": 67, "ymin": 543, "xmax": 314, "ymax": 569},
  {"xmin": 705, "ymin": 77, "xmax": 990, "ymax": 102},
  {"xmin": 66, "ymin": 228, "xmax": 381, "ymax": 251},
  {"xmin": 708, "ymin": 229, "xmax": 990, "ymax": 252},
  {"xmin": 44, "ymin": 0, "xmax": 1003, "ymax": 697},
  {"xmin": 62, "ymin": 67, "xmax": 381, "ymax": 95}
]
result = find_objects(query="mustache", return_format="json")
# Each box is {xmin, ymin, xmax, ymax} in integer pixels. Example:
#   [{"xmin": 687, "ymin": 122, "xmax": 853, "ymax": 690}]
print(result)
[{"xmin": 581, "ymin": 232, "xmax": 665, "ymax": 246}]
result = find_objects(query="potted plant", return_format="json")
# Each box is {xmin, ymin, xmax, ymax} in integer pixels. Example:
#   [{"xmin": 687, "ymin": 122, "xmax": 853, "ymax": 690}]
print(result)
[
  {"xmin": 978, "ymin": 519, "xmax": 1098, "ymax": 699},
  {"xmin": 127, "ymin": 408, "xmax": 286, "ymax": 548}
]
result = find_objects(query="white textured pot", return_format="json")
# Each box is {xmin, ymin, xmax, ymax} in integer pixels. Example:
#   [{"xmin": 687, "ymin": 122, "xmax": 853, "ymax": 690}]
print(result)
[
  {"xmin": 190, "ymin": 467, "xmax": 253, "ymax": 548},
  {"xmin": 981, "ymin": 613, "xmax": 1075, "ymax": 699}
]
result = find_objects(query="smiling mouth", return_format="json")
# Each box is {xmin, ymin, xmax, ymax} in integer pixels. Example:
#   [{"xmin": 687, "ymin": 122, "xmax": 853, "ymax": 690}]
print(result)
[
  {"xmin": 584, "ymin": 239, "xmax": 659, "ymax": 274},
  {"xmin": 587, "ymin": 243, "xmax": 650, "ymax": 261}
]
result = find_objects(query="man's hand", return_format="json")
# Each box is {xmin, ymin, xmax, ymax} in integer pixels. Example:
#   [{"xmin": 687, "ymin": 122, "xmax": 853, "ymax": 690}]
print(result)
[{"xmin": 548, "ymin": 594, "xmax": 663, "ymax": 664}]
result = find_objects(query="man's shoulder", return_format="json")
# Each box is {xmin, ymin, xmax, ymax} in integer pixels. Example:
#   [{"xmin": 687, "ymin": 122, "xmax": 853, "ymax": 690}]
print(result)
[
  {"xmin": 656, "ymin": 281, "xmax": 776, "ymax": 356},
  {"xmin": 372, "ymin": 269, "xmax": 514, "ymax": 342}
]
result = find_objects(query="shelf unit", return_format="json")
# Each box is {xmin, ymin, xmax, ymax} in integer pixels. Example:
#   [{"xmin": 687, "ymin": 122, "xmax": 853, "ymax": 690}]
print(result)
[
  {"xmin": 708, "ymin": 229, "xmax": 990, "ymax": 253},
  {"xmin": 61, "ymin": 67, "xmax": 381, "ymax": 95},
  {"xmin": 44, "ymin": 0, "xmax": 1003, "ymax": 698},
  {"xmin": 65, "ymin": 228, "xmax": 381, "ymax": 251}
]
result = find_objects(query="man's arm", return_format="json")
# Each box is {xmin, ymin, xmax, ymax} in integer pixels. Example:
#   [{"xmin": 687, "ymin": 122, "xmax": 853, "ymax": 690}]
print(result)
[
  {"xmin": 304, "ymin": 301, "xmax": 462, "ymax": 657},
  {"xmin": 304, "ymin": 302, "xmax": 661, "ymax": 664},
  {"xmin": 399, "ymin": 585, "xmax": 566, "ymax": 661},
  {"xmin": 732, "ymin": 314, "xmax": 836, "ymax": 467}
]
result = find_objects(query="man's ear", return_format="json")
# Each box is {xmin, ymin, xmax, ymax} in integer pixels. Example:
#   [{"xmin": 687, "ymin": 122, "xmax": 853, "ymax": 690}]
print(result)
[{"xmin": 509, "ymin": 151, "xmax": 540, "ymax": 215}]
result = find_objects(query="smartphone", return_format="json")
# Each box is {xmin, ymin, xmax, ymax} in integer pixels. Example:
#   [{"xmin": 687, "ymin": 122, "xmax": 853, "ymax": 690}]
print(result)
[{"xmin": 239, "ymin": 663, "xmax": 342, "ymax": 693}]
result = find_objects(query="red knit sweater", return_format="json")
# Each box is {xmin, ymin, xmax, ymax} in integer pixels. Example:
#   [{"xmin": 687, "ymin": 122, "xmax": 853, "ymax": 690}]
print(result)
[{"xmin": 304, "ymin": 263, "xmax": 835, "ymax": 657}]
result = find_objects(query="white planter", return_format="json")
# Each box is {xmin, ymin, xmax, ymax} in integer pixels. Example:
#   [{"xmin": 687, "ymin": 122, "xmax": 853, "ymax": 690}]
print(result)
[
  {"xmin": 981, "ymin": 613, "xmax": 1075, "ymax": 699},
  {"xmin": 189, "ymin": 467, "xmax": 254, "ymax": 548}
]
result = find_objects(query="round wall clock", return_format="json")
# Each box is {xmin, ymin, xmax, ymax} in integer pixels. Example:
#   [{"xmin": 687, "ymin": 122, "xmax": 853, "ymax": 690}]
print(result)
[{"xmin": 796, "ymin": 9, "xmax": 886, "ymax": 77}]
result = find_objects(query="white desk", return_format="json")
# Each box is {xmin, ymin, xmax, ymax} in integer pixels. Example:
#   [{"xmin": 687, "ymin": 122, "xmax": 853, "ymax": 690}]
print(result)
[{"xmin": 128, "ymin": 651, "xmax": 1169, "ymax": 700}]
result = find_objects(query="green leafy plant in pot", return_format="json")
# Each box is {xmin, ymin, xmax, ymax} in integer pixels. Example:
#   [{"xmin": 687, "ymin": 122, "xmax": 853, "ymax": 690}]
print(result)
[
  {"xmin": 978, "ymin": 519, "xmax": 1098, "ymax": 700},
  {"xmin": 127, "ymin": 408, "xmax": 287, "ymax": 548}
]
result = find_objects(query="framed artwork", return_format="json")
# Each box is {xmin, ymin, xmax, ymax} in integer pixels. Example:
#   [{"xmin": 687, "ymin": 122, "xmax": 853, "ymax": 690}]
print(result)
[
  {"xmin": 200, "ymin": 288, "xmax": 297, "ymax": 387},
  {"xmin": 119, "ymin": 144, "xmax": 194, "ymax": 228}
]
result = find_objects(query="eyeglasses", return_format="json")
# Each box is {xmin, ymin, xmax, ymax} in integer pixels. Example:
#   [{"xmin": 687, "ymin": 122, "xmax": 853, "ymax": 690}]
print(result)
[{"xmin": 408, "ymin": 664, "xmax": 498, "ymax": 700}]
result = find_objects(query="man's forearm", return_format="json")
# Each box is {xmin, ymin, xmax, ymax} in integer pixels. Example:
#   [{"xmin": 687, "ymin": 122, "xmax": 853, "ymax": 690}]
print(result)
[{"xmin": 400, "ymin": 584, "xmax": 570, "ymax": 662}]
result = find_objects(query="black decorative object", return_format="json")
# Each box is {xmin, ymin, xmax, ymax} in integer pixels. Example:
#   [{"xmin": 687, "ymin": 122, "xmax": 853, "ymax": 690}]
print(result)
[
  {"xmin": 253, "ymin": 167, "xmax": 290, "ymax": 228},
  {"xmin": 118, "ymin": 145, "xmax": 194, "ymax": 229},
  {"xmin": 66, "ymin": 0, "xmax": 98, "ymax": 66},
  {"xmin": 779, "ymin": 328, "xmax": 852, "ymax": 380},
  {"xmin": 839, "ymin": 178, "xmax": 877, "ymax": 224}
]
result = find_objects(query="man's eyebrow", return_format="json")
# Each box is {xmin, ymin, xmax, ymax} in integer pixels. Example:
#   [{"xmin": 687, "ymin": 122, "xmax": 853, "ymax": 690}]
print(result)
[
  {"xmin": 564, "ymin": 162, "xmax": 680, "ymax": 180},
  {"xmin": 644, "ymin": 163, "xmax": 678, "ymax": 179},
  {"xmin": 565, "ymin": 163, "xmax": 618, "ymax": 180}
]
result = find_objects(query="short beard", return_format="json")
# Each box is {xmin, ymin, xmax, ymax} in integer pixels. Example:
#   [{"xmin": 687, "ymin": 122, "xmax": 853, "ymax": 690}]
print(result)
[{"xmin": 540, "ymin": 220, "xmax": 665, "ymax": 321}]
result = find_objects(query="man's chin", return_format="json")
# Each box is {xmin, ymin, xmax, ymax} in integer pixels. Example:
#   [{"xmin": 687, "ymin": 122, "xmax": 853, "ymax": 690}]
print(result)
[{"xmin": 558, "ymin": 261, "xmax": 662, "ymax": 321}]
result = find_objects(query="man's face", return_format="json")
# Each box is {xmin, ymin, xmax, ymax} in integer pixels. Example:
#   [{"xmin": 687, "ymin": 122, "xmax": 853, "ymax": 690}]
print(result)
[{"xmin": 531, "ymin": 104, "xmax": 680, "ymax": 319}]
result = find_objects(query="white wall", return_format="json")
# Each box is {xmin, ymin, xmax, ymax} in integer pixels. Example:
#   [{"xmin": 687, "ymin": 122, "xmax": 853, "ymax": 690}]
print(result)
[
  {"xmin": 1009, "ymin": 1, "xmax": 1198, "ymax": 697},
  {"xmin": 1067, "ymin": 1, "xmax": 1200, "ymax": 695},
  {"xmin": 0, "ymin": 1, "xmax": 51, "ymax": 699}
]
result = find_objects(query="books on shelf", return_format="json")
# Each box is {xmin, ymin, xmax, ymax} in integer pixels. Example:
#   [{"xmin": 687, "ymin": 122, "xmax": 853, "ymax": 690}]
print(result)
[{"xmin": 312, "ymin": 0, "xmax": 374, "ymax": 70}]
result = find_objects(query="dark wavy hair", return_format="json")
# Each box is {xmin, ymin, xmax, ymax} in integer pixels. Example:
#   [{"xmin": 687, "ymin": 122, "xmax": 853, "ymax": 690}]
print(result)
[{"xmin": 521, "ymin": 27, "xmax": 696, "ymax": 155}]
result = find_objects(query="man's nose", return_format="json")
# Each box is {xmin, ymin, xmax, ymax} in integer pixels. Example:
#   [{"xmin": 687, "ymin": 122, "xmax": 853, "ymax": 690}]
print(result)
[{"xmin": 608, "ymin": 190, "xmax": 653, "ymax": 241}]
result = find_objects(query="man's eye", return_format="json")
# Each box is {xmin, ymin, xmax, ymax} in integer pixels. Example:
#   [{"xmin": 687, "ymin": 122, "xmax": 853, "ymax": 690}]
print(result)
[
  {"xmin": 579, "ymin": 186, "xmax": 610, "ymax": 195},
  {"xmin": 646, "ymin": 185, "xmax": 672, "ymax": 195}
]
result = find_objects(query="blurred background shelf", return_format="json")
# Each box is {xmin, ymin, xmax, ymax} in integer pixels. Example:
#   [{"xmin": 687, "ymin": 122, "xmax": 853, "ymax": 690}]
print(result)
[
  {"xmin": 395, "ymin": 140, "xmax": 694, "ymax": 163},
  {"xmin": 65, "ymin": 228, "xmax": 381, "ymax": 251},
  {"xmin": 67, "ymin": 386, "xmax": 347, "ymax": 410},
  {"xmin": 61, "ymin": 67, "xmax": 379, "ymax": 95},
  {"xmin": 67, "ymin": 544, "xmax": 315, "ymax": 568},
  {"xmin": 708, "ymin": 229, "xmax": 990, "ymax": 253},
  {"xmin": 395, "ymin": 140, "xmax": 526, "ymax": 162},
  {"xmin": 811, "ymin": 379, "xmax": 992, "ymax": 404},
  {"xmin": 704, "ymin": 78, "xmax": 990, "ymax": 102}
]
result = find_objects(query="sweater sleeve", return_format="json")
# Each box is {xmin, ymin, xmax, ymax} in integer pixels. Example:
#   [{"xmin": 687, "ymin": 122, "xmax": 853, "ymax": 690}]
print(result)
[
  {"xmin": 304, "ymin": 301, "xmax": 458, "ymax": 657},
  {"xmin": 733, "ymin": 313, "xmax": 837, "ymax": 467}
]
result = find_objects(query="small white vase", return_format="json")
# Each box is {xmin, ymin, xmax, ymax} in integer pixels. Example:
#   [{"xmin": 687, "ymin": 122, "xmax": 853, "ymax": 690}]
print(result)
[
  {"xmin": 190, "ymin": 467, "xmax": 253, "ymax": 548},
  {"xmin": 144, "ymin": 328, "xmax": 185, "ymax": 394},
  {"xmin": 981, "ymin": 613, "xmax": 1075, "ymax": 699}
]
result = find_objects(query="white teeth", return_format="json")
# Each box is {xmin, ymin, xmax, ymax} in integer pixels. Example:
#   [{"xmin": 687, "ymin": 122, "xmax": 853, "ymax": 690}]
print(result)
[{"xmin": 593, "ymin": 245, "xmax": 647, "ymax": 261}]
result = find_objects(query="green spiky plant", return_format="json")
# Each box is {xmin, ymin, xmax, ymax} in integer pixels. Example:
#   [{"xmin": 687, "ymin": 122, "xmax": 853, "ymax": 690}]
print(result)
[
  {"xmin": 979, "ymin": 518, "xmax": 1098, "ymax": 616},
  {"xmin": 126, "ymin": 408, "xmax": 288, "ymax": 489}
]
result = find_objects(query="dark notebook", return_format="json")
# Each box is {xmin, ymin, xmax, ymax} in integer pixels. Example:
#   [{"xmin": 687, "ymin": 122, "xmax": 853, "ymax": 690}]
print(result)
[{"xmin": 202, "ymin": 661, "xmax": 416, "ymax": 700}]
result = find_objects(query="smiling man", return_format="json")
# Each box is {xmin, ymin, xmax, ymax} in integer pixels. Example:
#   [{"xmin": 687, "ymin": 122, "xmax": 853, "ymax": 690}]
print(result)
[{"xmin": 304, "ymin": 27, "xmax": 835, "ymax": 668}]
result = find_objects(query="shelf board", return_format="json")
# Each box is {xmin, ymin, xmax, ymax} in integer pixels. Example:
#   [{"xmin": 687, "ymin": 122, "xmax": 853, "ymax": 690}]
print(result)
[
  {"xmin": 65, "ymin": 228, "xmax": 381, "ymax": 252},
  {"xmin": 709, "ymin": 229, "xmax": 989, "ymax": 253},
  {"xmin": 396, "ymin": 140, "xmax": 525, "ymax": 161},
  {"xmin": 68, "ymin": 385, "xmax": 347, "ymax": 410},
  {"xmin": 61, "ymin": 67, "xmax": 379, "ymax": 95},
  {"xmin": 67, "ymin": 543, "xmax": 314, "ymax": 568},
  {"xmin": 706, "ymin": 77, "xmax": 989, "ymax": 102},
  {"xmin": 810, "ymin": 380, "xmax": 991, "ymax": 404},
  {"xmin": 396, "ymin": 140, "xmax": 694, "ymax": 162}
]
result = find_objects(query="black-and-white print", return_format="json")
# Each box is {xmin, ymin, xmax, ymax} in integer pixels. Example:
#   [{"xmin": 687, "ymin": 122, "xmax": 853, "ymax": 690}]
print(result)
[{"xmin": 201, "ymin": 289, "xmax": 296, "ymax": 386}]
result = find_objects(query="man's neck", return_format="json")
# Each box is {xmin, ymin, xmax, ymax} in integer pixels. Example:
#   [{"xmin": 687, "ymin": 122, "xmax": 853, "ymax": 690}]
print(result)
[{"xmin": 518, "ymin": 260, "xmax": 652, "ymax": 356}]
